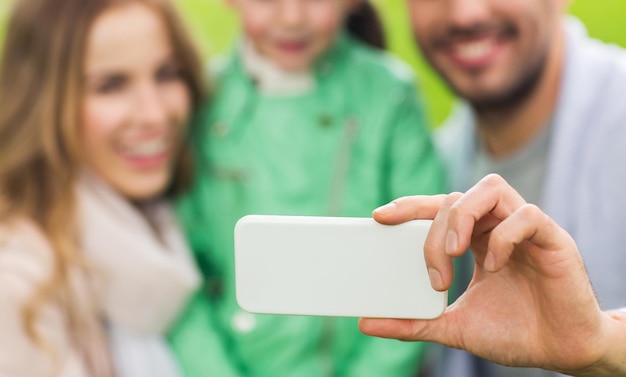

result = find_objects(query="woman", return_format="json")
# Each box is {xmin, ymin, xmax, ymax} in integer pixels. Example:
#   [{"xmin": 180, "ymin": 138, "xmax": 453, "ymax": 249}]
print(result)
[{"xmin": 0, "ymin": 0, "xmax": 205, "ymax": 376}]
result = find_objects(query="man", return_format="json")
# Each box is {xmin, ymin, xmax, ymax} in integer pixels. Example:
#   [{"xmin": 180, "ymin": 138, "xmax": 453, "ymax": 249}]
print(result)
[{"xmin": 406, "ymin": 0, "xmax": 626, "ymax": 376}]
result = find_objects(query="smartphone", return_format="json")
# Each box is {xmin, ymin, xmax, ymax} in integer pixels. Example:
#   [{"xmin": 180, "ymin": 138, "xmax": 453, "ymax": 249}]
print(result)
[{"xmin": 234, "ymin": 215, "xmax": 447, "ymax": 319}]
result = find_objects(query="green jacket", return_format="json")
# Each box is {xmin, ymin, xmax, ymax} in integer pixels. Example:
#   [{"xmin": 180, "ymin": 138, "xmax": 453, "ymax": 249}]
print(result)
[{"xmin": 170, "ymin": 36, "xmax": 446, "ymax": 377}]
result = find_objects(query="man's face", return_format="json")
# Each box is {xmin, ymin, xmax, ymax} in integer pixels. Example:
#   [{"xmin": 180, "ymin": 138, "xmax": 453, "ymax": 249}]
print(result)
[{"xmin": 408, "ymin": 0, "xmax": 568, "ymax": 110}]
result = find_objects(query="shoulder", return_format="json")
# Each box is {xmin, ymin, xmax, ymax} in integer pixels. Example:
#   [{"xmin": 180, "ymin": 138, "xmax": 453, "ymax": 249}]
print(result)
[
  {"xmin": 433, "ymin": 103, "xmax": 476, "ymax": 187},
  {"xmin": 327, "ymin": 37, "xmax": 425, "ymax": 120},
  {"xmin": 0, "ymin": 219, "xmax": 56, "ymax": 323},
  {"xmin": 549, "ymin": 18, "xmax": 626, "ymax": 157},
  {"xmin": 206, "ymin": 47, "xmax": 247, "ymax": 91},
  {"xmin": 568, "ymin": 17, "xmax": 626, "ymax": 65},
  {"xmin": 337, "ymin": 36, "xmax": 417, "ymax": 90},
  {"xmin": 0, "ymin": 219, "xmax": 55, "ymax": 287},
  {"xmin": 435, "ymin": 103, "xmax": 473, "ymax": 151},
  {"xmin": 207, "ymin": 53, "xmax": 235, "ymax": 82},
  {"xmin": 0, "ymin": 220, "xmax": 68, "ymax": 376},
  {"xmin": 565, "ymin": 18, "xmax": 626, "ymax": 98},
  {"xmin": 556, "ymin": 19, "xmax": 626, "ymax": 147},
  {"xmin": 202, "ymin": 49, "xmax": 251, "ymax": 116}
]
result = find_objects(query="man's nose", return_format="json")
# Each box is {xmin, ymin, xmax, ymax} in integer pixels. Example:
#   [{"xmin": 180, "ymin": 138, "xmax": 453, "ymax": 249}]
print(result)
[{"xmin": 446, "ymin": 0, "xmax": 492, "ymax": 29}]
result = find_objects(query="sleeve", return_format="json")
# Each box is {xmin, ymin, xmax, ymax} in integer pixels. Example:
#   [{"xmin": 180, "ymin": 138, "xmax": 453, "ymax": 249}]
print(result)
[
  {"xmin": 169, "ymin": 193, "xmax": 244, "ymax": 377},
  {"xmin": 342, "ymin": 330, "xmax": 428, "ymax": 377},
  {"xmin": 342, "ymin": 81, "xmax": 447, "ymax": 377},
  {"xmin": 168, "ymin": 294, "xmax": 243, "ymax": 377},
  {"xmin": 0, "ymin": 242, "xmax": 72, "ymax": 377},
  {"xmin": 381, "ymin": 80, "xmax": 448, "ymax": 199}
]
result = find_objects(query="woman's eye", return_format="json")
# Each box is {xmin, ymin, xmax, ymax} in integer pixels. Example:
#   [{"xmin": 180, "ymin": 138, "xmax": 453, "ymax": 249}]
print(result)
[
  {"xmin": 96, "ymin": 75, "xmax": 127, "ymax": 94},
  {"xmin": 156, "ymin": 64, "xmax": 184, "ymax": 83}
]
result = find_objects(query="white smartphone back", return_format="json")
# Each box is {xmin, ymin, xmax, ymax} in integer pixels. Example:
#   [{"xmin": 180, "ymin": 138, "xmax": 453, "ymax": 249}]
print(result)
[{"xmin": 234, "ymin": 215, "xmax": 447, "ymax": 319}]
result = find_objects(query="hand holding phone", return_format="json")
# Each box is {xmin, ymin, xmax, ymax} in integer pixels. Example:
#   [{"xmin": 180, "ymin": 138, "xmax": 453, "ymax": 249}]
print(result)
[{"xmin": 234, "ymin": 215, "xmax": 447, "ymax": 319}]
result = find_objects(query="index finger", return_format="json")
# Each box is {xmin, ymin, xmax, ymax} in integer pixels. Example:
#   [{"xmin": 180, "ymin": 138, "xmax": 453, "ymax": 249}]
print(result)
[
  {"xmin": 446, "ymin": 174, "xmax": 527, "ymax": 256},
  {"xmin": 372, "ymin": 195, "xmax": 447, "ymax": 225}
]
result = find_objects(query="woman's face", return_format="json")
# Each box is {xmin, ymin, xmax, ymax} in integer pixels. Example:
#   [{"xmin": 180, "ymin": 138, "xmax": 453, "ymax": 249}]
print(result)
[
  {"xmin": 229, "ymin": 0, "xmax": 357, "ymax": 72},
  {"xmin": 82, "ymin": 2, "xmax": 191, "ymax": 200}
]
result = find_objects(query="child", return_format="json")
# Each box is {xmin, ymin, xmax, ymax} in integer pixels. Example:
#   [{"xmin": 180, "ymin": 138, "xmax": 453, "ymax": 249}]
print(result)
[
  {"xmin": 170, "ymin": 0, "xmax": 446, "ymax": 376},
  {"xmin": 0, "ymin": 0, "xmax": 205, "ymax": 376}
]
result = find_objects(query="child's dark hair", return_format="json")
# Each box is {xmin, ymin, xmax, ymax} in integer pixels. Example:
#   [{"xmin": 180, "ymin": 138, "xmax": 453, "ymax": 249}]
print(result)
[{"xmin": 346, "ymin": 1, "xmax": 386, "ymax": 49}]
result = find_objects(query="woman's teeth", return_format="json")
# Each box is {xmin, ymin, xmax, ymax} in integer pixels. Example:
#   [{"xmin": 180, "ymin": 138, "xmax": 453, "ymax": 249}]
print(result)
[{"xmin": 123, "ymin": 139, "xmax": 168, "ymax": 157}]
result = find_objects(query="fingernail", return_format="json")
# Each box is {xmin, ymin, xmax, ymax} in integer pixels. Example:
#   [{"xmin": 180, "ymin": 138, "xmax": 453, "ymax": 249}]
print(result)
[
  {"xmin": 428, "ymin": 268, "xmax": 443, "ymax": 290},
  {"xmin": 445, "ymin": 230, "xmax": 458, "ymax": 255},
  {"xmin": 484, "ymin": 252, "xmax": 496, "ymax": 272},
  {"xmin": 374, "ymin": 202, "xmax": 397, "ymax": 216}
]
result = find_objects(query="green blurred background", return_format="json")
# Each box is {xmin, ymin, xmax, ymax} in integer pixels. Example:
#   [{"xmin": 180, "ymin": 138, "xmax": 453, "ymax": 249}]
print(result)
[{"xmin": 1, "ymin": 0, "xmax": 625, "ymax": 125}]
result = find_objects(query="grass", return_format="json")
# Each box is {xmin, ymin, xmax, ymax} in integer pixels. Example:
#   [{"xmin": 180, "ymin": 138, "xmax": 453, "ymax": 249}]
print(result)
[{"xmin": 2, "ymin": 0, "xmax": 625, "ymax": 124}]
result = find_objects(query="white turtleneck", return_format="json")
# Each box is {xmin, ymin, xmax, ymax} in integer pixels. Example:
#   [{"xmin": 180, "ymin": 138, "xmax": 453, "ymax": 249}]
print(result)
[{"xmin": 241, "ymin": 39, "xmax": 315, "ymax": 96}]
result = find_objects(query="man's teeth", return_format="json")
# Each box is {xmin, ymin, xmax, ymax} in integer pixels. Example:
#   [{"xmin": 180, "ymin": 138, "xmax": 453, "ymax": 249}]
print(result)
[
  {"xmin": 124, "ymin": 139, "xmax": 168, "ymax": 157},
  {"xmin": 454, "ymin": 39, "xmax": 495, "ymax": 60}
]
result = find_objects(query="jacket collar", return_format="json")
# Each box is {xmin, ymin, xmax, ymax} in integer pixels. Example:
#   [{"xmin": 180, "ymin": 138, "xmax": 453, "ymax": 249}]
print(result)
[
  {"xmin": 224, "ymin": 32, "xmax": 352, "ymax": 93},
  {"xmin": 240, "ymin": 38, "xmax": 315, "ymax": 96}
]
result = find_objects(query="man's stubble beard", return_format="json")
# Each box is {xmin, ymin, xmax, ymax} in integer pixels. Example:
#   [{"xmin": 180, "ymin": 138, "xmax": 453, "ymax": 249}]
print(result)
[{"xmin": 422, "ymin": 36, "xmax": 550, "ymax": 118}]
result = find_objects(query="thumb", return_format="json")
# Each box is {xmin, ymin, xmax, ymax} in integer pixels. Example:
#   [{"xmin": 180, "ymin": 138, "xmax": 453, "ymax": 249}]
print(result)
[{"xmin": 358, "ymin": 317, "xmax": 445, "ymax": 343}]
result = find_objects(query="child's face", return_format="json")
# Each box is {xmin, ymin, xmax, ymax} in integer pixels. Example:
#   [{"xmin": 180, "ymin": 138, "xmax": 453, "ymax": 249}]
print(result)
[
  {"xmin": 229, "ymin": 0, "xmax": 357, "ymax": 72},
  {"xmin": 82, "ymin": 3, "xmax": 191, "ymax": 200}
]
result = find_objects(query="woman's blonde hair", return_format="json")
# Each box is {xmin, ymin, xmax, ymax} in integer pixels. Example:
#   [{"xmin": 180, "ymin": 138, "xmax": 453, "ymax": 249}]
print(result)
[{"xmin": 0, "ymin": 0, "xmax": 205, "ymax": 363}]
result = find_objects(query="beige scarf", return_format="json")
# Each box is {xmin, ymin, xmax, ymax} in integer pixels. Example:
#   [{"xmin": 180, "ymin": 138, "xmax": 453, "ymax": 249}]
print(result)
[{"xmin": 76, "ymin": 173, "xmax": 200, "ymax": 377}]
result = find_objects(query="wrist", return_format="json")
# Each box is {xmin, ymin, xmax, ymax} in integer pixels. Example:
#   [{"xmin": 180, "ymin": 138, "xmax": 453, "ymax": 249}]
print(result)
[{"xmin": 567, "ymin": 310, "xmax": 626, "ymax": 377}]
